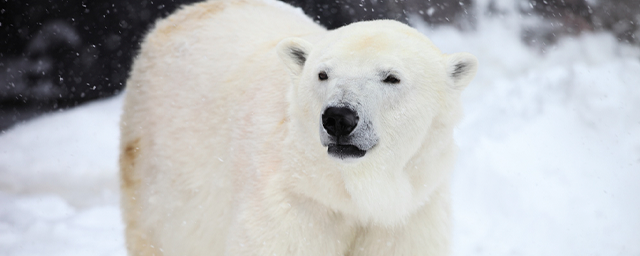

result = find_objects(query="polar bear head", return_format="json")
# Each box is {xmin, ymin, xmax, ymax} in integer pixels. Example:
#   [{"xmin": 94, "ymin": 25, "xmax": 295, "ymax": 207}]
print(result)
[
  {"xmin": 277, "ymin": 20, "xmax": 477, "ymax": 163},
  {"xmin": 277, "ymin": 20, "xmax": 477, "ymax": 224}
]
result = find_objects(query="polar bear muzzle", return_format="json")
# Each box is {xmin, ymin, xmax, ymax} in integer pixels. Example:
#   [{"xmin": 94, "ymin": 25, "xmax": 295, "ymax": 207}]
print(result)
[
  {"xmin": 322, "ymin": 107, "xmax": 365, "ymax": 159},
  {"xmin": 320, "ymin": 106, "xmax": 377, "ymax": 159},
  {"xmin": 322, "ymin": 107, "xmax": 358, "ymax": 137}
]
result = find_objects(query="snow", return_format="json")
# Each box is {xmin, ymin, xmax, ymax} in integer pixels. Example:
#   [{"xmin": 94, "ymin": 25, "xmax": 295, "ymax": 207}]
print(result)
[
  {"xmin": 0, "ymin": 98, "xmax": 125, "ymax": 256},
  {"xmin": 1, "ymin": 11, "xmax": 639, "ymax": 256},
  {"xmin": 418, "ymin": 17, "xmax": 640, "ymax": 256}
]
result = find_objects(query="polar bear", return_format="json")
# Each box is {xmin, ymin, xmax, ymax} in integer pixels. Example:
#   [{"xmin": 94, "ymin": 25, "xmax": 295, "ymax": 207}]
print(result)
[{"xmin": 119, "ymin": 0, "xmax": 477, "ymax": 255}]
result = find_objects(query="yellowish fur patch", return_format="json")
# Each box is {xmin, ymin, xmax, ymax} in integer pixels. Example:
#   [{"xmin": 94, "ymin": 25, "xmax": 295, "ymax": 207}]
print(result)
[
  {"xmin": 120, "ymin": 138, "xmax": 162, "ymax": 256},
  {"xmin": 121, "ymin": 138, "xmax": 140, "ymax": 189}
]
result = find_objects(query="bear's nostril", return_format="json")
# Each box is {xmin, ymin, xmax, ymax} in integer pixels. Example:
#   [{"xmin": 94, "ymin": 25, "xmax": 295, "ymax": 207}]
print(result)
[{"xmin": 322, "ymin": 107, "xmax": 359, "ymax": 137}]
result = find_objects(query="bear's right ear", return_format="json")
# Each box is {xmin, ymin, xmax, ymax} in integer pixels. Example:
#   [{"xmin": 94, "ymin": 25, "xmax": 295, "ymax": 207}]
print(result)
[
  {"xmin": 445, "ymin": 52, "xmax": 478, "ymax": 91},
  {"xmin": 276, "ymin": 37, "xmax": 314, "ymax": 76}
]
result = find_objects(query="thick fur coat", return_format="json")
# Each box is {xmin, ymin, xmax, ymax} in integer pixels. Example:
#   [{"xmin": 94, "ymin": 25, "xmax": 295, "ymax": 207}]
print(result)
[{"xmin": 120, "ymin": 0, "xmax": 478, "ymax": 255}]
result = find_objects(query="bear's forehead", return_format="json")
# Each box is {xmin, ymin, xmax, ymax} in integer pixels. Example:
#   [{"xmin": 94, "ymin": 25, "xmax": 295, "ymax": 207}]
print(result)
[
  {"xmin": 320, "ymin": 21, "xmax": 440, "ymax": 59},
  {"xmin": 334, "ymin": 31, "xmax": 412, "ymax": 52},
  {"xmin": 317, "ymin": 35, "xmax": 414, "ymax": 64},
  {"xmin": 342, "ymin": 34, "xmax": 395, "ymax": 53}
]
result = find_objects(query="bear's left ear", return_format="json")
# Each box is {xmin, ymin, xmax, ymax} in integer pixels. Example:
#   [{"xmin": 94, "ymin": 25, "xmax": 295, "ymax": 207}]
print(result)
[
  {"xmin": 276, "ymin": 37, "xmax": 314, "ymax": 76},
  {"xmin": 445, "ymin": 52, "xmax": 478, "ymax": 90}
]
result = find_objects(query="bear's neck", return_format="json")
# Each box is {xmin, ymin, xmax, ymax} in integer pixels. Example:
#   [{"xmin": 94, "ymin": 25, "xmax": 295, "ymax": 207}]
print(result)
[{"xmin": 275, "ymin": 116, "xmax": 456, "ymax": 226}]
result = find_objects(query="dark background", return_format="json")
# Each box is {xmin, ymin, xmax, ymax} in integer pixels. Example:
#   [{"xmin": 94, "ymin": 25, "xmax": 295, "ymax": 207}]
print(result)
[{"xmin": 0, "ymin": 0, "xmax": 638, "ymax": 131}]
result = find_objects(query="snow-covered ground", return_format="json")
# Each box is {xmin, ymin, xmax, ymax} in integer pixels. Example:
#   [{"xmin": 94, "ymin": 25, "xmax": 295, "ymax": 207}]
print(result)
[
  {"xmin": 1, "ymin": 7, "xmax": 639, "ymax": 256},
  {"xmin": 421, "ymin": 19, "xmax": 640, "ymax": 256},
  {"xmin": 0, "ymin": 97, "xmax": 125, "ymax": 256}
]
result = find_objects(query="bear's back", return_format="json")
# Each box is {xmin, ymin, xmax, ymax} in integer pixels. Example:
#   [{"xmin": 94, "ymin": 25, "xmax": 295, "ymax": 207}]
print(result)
[{"xmin": 120, "ymin": 0, "xmax": 325, "ymax": 255}]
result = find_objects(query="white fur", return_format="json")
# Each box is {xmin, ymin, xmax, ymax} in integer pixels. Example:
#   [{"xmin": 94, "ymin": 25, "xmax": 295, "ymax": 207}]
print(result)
[{"xmin": 120, "ymin": 0, "xmax": 477, "ymax": 255}]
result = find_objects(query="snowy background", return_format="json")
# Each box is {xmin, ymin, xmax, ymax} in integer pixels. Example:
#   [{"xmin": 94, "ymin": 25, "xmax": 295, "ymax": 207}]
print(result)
[{"xmin": 1, "ymin": 1, "xmax": 640, "ymax": 256}]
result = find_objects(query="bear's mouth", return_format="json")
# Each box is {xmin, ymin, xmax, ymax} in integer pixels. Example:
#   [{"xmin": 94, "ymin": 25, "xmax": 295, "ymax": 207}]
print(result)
[{"xmin": 327, "ymin": 144, "xmax": 366, "ymax": 159}]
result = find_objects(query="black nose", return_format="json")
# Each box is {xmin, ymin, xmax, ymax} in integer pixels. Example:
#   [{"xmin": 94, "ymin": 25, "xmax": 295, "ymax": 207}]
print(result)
[{"xmin": 322, "ymin": 107, "xmax": 359, "ymax": 137}]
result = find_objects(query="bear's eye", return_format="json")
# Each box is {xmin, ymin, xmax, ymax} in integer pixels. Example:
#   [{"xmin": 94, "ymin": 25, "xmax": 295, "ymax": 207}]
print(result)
[
  {"xmin": 318, "ymin": 71, "xmax": 328, "ymax": 81},
  {"xmin": 383, "ymin": 74, "xmax": 400, "ymax": 84}
]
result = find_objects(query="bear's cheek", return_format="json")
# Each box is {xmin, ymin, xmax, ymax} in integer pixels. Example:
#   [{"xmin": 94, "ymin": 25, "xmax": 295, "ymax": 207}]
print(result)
[
  {"xmin": 378, "ymin": 104, "xmax": 431, "ymax": 144},
  {"xmin": 296, "ymin": 80, "xmax": 326, "ymax": 107}
]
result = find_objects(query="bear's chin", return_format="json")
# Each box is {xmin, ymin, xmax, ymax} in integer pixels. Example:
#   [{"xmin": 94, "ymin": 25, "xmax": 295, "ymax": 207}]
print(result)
[{"xmin": 327, "ymin": 144, "xmax": 367, "ymax": 159}]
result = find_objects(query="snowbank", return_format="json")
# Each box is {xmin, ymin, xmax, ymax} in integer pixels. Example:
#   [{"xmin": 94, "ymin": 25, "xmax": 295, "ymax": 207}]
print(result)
[
  {"xmin": 0, "ymin": 97, "xmax": 125, "ymax": 256},
  {"xmin": 418, "ymin": 17, "xmax": 640, "ymax": 256}
]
